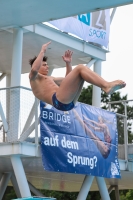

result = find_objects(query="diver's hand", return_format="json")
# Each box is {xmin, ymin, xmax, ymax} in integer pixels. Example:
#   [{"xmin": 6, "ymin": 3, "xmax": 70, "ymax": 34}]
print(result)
[{"xmin": 62, "ymin": 50, "xmax": 73, "ymax": 63}]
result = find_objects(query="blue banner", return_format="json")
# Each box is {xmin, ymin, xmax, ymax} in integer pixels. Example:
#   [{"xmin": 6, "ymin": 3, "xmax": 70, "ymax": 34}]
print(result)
[{"xmin": 40, "ymin": 101, "xmax": 121, "ymax": 179}]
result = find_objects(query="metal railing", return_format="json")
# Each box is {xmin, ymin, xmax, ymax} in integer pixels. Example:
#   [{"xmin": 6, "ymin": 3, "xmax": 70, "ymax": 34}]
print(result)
[
  {"xmin": 0, "ymin": 86, "xmax": 39, "ymax": 145},
  {"xmin": 108, "ymin": 99, "xmax": 133, "ymax": 167}
]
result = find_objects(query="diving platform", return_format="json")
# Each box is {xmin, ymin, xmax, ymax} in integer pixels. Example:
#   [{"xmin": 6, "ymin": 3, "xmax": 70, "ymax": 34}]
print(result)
[
  {"xmin": 0, "ymin": 0, "xmax": 133, "ymax": 29},
  {"xmin": 0, "ymin": 142, "xmax": 133, "ymax": 193}
]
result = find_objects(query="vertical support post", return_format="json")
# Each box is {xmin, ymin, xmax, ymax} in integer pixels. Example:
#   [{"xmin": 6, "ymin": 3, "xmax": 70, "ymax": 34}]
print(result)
[
  {"xmin": 11, "ymin": 28, "xmax": 23, "ymax": 87},
  {"xmin": 123, "ymin": 102, "xmax": 128, "ymax": 169},
  {"xmin": 124, "ymin": 117, "xmax": 128, "ymax": 169},
  {"xmin": 114, "ymin": 185, "xmax": 120, "ymax": 200},
  {"xmin": 124, "ymin": 102, "xmax": 128, "ymax": 142},
  {"xmin": 6, "ymin": 74, "xmax": 11, "ymax": 87},
  {"xmin": 6, "ymin": 74, "xmax": 11, "ymax": 122},
  {"xmin": 76, "ymin": 176, "xmax": 94, "ymax": 200},
  {"xmin": 0, "ymin": 172, "xmax": 12, "ymax": 200},
  {"xmin": 124, "ymin": 102, "xmax": 128, "ymax": 144},
  {"xmin": 9, "ymin": 28, "xmax": 23, "ymax": 141},
  {"xmin": 11, "ymin": 174, "xmax": 21, "ymax": 198},
  {"xmin": 96, "ymin": 177, "xmax": 110, "ymax": 200},
  {"xmin": 6, "ymin": 74, "xmax": 11, "ymax": 142},
  {"xmin": 93, "ymin": 60, "xmax": 110, "ymax": 200},
  {"xmin": 92, "ymin": 60, "xmax": 101, "ymax": 107},
  {"xmin": 11, "ymin": 155, "xmax": 31, "ymax": 197}
]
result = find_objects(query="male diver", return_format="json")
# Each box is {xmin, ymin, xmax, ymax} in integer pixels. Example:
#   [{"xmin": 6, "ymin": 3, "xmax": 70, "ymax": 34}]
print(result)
[{"xmin": 29, "ymin": 42, "xmax": 126, "ymax": 111}]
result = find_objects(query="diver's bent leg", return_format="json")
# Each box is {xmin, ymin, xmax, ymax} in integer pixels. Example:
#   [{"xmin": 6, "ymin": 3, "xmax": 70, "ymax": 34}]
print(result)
[
  {"xmin": 56, "ymin": 64, "xmax": 126, "ymax": 104},
  {"xmin": 73, "ymin": 80, "xmax": 84, "ymax": 104},
  {"xmin": 76, "ymin": 64, "xmax": 126, "ymax": 94}
]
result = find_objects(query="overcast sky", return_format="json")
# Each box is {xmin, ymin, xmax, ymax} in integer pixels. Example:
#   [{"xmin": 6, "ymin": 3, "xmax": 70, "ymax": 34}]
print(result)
[
  {"xmin": 101, "ymin": 4, "xmax": 133, "ymax": 100},
  {"xmin": 21, "ymin": 4, "xmax": 133, "ymax": 100}
]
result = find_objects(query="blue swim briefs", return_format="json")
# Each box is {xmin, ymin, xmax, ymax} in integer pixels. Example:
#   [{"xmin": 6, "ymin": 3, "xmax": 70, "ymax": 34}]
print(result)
[{"xmin": 52, "ymin": 93, "xmax": 74, "ymax": 111}]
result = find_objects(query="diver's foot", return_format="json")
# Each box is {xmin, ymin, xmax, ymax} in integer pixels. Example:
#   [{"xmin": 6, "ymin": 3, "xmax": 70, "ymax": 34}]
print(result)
[{"xmin": 103, "ymin": 80, "xmax": 126, "ymax": 95}]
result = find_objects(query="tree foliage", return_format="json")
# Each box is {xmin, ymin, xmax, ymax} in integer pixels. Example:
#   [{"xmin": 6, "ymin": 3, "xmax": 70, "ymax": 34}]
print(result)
[
  {"xmin": 3, "ymin": 187, "xmax": 17, "ymax": 200},
  {"xmin": 4, "ymin": 187, "xmax": 133, "ymax": 200},
  {"xmin": 3, "ymin": 187, "xmax": 100, "ymax": 200}
]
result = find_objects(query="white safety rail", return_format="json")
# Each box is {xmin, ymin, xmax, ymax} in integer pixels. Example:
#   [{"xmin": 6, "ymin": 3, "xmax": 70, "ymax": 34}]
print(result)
[
  {"xmin": 0, "ymin": 86, "xmax": 132, "ymax": 156},
  {"xmin": 0, "ymin": 86, "xmax": 40, "ymax": 144},
  {"xmin": 109, "ymin": 99, "xmax": 133, "ymax": 169}
]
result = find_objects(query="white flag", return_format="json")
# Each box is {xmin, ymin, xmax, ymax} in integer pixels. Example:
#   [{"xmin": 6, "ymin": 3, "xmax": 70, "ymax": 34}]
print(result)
[{"xmin": 49, "ymin": 10, "xmax": 110, "ymax": 48}]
